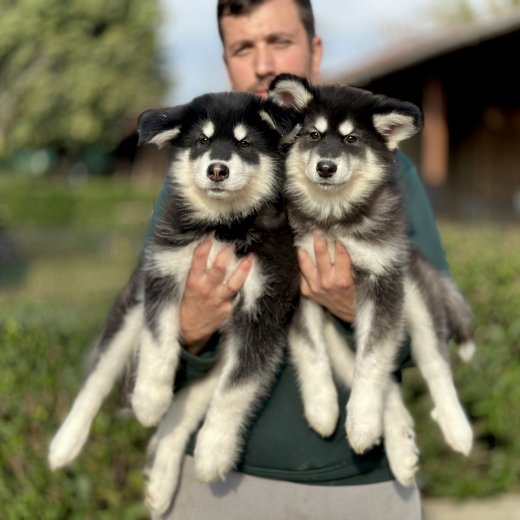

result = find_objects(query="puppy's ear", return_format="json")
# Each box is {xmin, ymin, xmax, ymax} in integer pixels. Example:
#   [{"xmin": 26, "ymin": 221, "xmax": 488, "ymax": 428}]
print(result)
[
  {"xmin": 137, "ymin": 105, "xmax": 188, "ymax": 148},
  {"xmin": 372, "ymin": 98, "xmax": 423, "ymax": 150},
  {"xmin": 268, "ymin": 73, "xmax": 313, "ymax": 112},
  {"xmin": 259, "ymin": 101, "xmax": 302, "ymax": 139}
]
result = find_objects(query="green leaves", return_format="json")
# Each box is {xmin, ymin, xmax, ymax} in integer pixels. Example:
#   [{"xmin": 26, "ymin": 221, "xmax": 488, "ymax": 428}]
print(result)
[{"xmin": 0, "ymin": 0, "xmax": 167, "ymax": 158}]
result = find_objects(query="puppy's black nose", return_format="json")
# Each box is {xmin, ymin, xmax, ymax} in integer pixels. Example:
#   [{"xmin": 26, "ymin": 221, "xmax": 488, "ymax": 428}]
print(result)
[
  {"xmin": 316, "ymin": 160, "xmax": 337, "ymax": 178},
  {"xmin": 207, "ymin": 163, "xmax": 229, "ymax": 182}
]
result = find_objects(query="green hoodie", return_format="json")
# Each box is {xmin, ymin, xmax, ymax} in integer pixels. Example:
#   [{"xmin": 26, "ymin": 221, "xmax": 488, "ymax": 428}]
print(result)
[{"xmin": 146, "ymin": 150, "xmax": 448, "ymax": 485}]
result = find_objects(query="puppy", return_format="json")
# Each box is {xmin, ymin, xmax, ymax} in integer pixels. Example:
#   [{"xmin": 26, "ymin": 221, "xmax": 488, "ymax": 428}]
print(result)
[
  {"xmin": 48, "ymin": 92, "xmax": 300, "ymax": 489},
  {"xmin": 269, "ymin": 74, "xmax": 474, "ymax": 467}
]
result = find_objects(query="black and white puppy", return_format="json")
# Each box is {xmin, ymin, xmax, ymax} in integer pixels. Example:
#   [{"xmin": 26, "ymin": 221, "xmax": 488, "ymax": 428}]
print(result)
[
  {"xmin": 48, "ymin": 92, "xmax": 300, "ymax": 485},
  {"xmin": 269, "ymin": 74, "xmax": 474, "ymax": 460}
]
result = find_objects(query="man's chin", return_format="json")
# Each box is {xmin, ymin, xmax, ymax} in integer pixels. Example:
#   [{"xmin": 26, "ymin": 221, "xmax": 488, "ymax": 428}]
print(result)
[{"xmin": 255, "ymin": 91, "xmax": 268, "ymax": 100}]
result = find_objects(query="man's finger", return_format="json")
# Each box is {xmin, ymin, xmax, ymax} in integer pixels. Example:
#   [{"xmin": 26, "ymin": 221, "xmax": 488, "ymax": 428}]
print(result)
[
  {"xmin": 300, "ymin": 276, "xmax": 312, "ymax": 297},
  {"xmin": 297, "ymin": 249, "xmax": 317, "ymax": 278},
  {"xmin": 313, "ymin": 231, "xmax": 333, "ymax": 279},
  {"xmin": 189, "ymin": 239, "xmax": 213, "ymax": 278},
  {"xmin": 334, "ymin": 240, "xmax": 353, "ymax": 282},
  {"xmin": 225, "ymin": 255, "xmax": 255, "ymax": 294},
  {"xmin": 206, "ymin": 245, "xmax": 233, "ymax": 284}
]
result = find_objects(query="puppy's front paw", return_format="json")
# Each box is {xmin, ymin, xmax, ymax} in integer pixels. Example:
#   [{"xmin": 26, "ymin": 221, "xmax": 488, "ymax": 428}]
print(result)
[
  {"xmin": 304, "ymin": 386, "xmax": 339, "ymax": 438},
  {"xmin": 346, "ymin": 395, "xmax": 383, "ymax": 454},
  {"xmin": 131, "ymin": 385, "xmax": 172, "ymax": 427}
]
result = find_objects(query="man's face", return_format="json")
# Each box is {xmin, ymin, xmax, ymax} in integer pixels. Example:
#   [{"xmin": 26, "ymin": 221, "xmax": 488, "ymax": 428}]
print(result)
[{"xmin": 221, "ymin": 0, "xmax": 322, "ymax": 99}]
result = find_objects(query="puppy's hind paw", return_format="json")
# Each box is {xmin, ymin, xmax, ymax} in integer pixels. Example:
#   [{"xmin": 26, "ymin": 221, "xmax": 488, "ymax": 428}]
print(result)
[
  {"xmin": 193, "ymin": 427, "xmax": 237, "ymax": 484},
  {"xmin": 146, "ymin": 454, "xmax": 183, "ymax": 517},
  {"xmin": 48, "ymin": 415, "xmax": 91, "ymax": 470},
  {"xmin": 431, "ymin": 406, "xmax": 473, "ymax": 456},
  {"xmin": 385, "ymin": 426, "xmax": 419, "ymax": 487}
]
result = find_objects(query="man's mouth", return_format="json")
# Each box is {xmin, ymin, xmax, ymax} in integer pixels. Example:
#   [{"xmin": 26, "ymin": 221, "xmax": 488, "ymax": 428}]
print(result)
[{"xmin": 255, "ymin": 91, "xmax": 268, "ymax": 100}]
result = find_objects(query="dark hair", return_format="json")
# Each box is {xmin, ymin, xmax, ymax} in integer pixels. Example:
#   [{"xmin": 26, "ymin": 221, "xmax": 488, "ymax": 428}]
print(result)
[{"xmin": 217, "ymin": 0, "xmax": 315, "ymax": 43}]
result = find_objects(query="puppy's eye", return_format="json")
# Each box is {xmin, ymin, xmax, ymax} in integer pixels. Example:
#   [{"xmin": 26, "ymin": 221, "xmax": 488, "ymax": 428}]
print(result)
[
  {"xmin": 309, "ymin": 131, "xmax": 320, "ymax": 140},
  {"xmin": 344, "ymin": 134, "xmax": 357, "ymax": 144},
  {"xmin": 238, "ymin": 139, "xmax": 250, "ymax": 149},
  {"xmin": 199, "ymin": 136, "xmax": 210, "ymax": 145}
]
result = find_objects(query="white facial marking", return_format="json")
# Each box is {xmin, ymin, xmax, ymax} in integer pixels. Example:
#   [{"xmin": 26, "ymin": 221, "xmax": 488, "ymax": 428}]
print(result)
[
  {"xmin": 314, "ymin": 116, "xmax": 328, "ymax": 134},
  {"xmin": 339, "ymin": 120, "xmax": 355, "ymax": 137},
  {"xmin": 234, "ymin": 123, "xmax": 248, "ymax": 142},
  {"xmin": 149, "ymin": 127, "xmax": 181, "ymax": 148},
  {"xmin": 259, "ymin": 110, "xmax": 276, "ymax": 130},
  {"xmin": 172, "ymin": 148, "xmax": 277, "ymax": 222},
  {"xmin": 202, "ymin": 120, "xmax": 215, "ymax": 138}
]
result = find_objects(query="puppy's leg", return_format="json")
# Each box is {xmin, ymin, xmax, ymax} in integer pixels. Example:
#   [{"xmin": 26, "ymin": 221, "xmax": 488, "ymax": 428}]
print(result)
[
  {"xmin": 131, "ymin": 302, "xmax": 181, "ymax": 427},
  {"xmin": 346, "ymin": 285, "xmax": 405, "ymax": 454},
  {"xmin": 194, "ymin": 333, "xmax": 283, "ymax": 483},
  {"xmin": 323, "ymin": 316, "xmax": 419, "ymax": 485},
  {"xmin": 49, "ymin": 304, "xmax": 143, "ymax": 469},
  {"xmin": 383, "ymin": 383, "xmax": 419, "ymax": 486},
  {"xmin": 405, "ymin": 278, "xmax": 473, "ymax": 455},
  {"xmin": 289, "ymin": 299, "xmax": 339, "ymax": 437},
  {"xmin": 145, "ymin": 359, "xmax": 223, "ymax": 517}
]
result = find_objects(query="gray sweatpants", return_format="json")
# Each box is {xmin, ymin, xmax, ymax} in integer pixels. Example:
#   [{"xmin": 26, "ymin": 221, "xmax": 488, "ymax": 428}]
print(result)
[{"xmin": 155, "ymin": 455, "xmax": 422, "ymax": 520}]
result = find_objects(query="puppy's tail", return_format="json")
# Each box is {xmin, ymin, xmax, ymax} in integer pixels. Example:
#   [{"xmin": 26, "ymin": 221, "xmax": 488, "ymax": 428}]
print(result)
[{"xmin": 440, "ymin": 275, "xmax": 476, "ymax": 362}]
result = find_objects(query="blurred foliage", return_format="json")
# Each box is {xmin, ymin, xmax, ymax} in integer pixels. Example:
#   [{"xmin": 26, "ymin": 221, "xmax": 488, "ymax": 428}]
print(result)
[
  {"xmin": 0, "ymin": 176, "xmax": 519, "ymax": 517},
  {"xmin": 0, "ymin": 175, "xmax": 159, "ymax": 518},
  {"xmin": 429, "ymin": 0, "xmax": 520, "ymax": 23},
  {"xmin": 0, "ymin": 0, "xmax": 167, "ymax": 160}
]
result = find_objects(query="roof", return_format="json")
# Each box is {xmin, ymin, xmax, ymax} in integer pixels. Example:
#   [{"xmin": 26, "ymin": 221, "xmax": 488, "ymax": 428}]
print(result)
[{"xmin": 324, "ymin": 8, "xmax": 520, "ymax": 86}]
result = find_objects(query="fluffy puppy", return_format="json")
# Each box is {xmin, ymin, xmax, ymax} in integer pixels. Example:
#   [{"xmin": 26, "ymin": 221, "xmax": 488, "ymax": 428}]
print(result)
[
  {"xmin": 48, "ymin": 92, "xmax": 300, "ymax": 490},
  {"xmin": 269, "ymin": 74, "xmax": 474, "ymax": 464}
]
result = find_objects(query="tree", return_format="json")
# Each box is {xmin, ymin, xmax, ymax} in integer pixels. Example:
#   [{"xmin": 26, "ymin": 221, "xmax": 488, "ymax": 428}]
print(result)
[
  {"xmin": 428, "ymin": 0, "xmax": 520, "ymax": 24},
  {"xmin": 0, "ymin": 0, "xmax": 167, "ymax": 162}
]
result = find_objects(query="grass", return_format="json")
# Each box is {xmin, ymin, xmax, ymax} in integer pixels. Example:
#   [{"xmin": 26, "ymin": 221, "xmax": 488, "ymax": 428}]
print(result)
[{"xmin": 0, "ymin": 174, "xmax": 519, "ymax": 517}]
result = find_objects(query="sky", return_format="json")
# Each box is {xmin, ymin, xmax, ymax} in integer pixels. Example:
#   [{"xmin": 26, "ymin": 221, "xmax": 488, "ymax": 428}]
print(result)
[{"xmin": 157, "ymin": 0, "xmax": 498, "ymax": 105}]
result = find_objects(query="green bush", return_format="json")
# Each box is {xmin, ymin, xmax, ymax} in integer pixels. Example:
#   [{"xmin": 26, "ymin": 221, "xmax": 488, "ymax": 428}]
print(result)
[
  {"xmin": 0, "ymin": 176, "xmax": 518, "ymax": 517},
  {"xmin": 403, "ymin": 222, "xmax": 520, "ymax": 497},
  {"xmin": 0, "ymin": 176, "xmax": 158, "ymax": 518}
]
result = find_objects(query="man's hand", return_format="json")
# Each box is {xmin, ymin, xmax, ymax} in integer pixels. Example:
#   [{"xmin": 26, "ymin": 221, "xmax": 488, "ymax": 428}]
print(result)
[
  {"xmin": 180, "ymin": 240, "xmax": 254, "ymax": 355},
  {"xmin": 298, "ymin": 232, "xmax": 356, "ymax": 323}
]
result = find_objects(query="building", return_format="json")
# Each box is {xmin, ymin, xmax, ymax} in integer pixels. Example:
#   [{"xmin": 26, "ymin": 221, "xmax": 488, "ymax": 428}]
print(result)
[{"xmin": 326, "ymin": 10, "xmax": 520, "ymax": 220}]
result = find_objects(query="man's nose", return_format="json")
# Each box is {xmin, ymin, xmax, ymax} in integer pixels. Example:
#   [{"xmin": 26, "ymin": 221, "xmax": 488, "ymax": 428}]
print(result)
[{"xmin": 254, "ymin": 44, "xmax": 275, "ymax": 78}]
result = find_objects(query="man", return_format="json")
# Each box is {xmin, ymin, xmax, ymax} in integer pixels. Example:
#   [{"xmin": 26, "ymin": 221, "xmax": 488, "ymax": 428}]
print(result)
[{"xmin": 149, "ymin": 1, "xmax": 447, "ymax": 517}]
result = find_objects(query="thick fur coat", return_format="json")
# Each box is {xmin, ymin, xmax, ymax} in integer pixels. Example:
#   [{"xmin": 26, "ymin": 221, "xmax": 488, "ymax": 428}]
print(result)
[
  {"xmin": 48, "ymin": 92, "xmax": 301, "ymax": 495},
  {"xmin": 269, "ymin": 74, "xmax": 475, "ymax": 477}
]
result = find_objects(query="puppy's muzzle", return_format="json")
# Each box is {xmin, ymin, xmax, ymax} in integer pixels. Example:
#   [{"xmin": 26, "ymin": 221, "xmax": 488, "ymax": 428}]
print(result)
[
  {"xmin": 207, "ymin": 163, "xmax": 230, "ymax": 182},
  {"xmin": 316, "ymin": 160, "xmax": 337, "ymax": 178}
]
